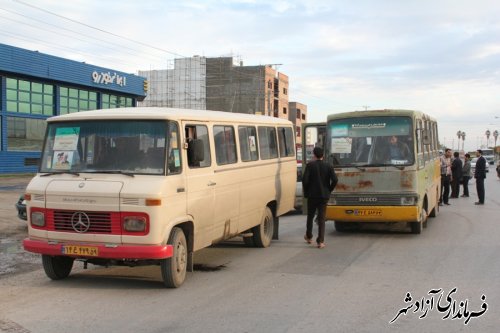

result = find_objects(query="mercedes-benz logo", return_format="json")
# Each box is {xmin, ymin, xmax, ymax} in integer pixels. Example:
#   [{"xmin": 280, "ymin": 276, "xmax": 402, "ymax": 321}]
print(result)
[{"xmin": 71, "ymin": 212, "xmax": 91, "ymax": 233}]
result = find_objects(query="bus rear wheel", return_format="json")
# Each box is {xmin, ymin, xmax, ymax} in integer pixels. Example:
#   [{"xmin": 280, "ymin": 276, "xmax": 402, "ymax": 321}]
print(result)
[
  {"xmin": 161, "ymin": 227, "xmax": 187, "ymax": 288},
  {"xmin": 252, "ymin": 207, "xmax": 274, "ymax": 248},
  {"xmin": 42, "ymin": 255, "xmax": 74, "ymax": 280}
]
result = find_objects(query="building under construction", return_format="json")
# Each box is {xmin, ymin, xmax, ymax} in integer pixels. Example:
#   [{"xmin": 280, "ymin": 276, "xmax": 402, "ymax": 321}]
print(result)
[
  {"xmin": 138, "ymin": 56, "xmax": 206, "ymax": 110},
  {"xmin": 139, "ymin": 56, "xmax": 291, "ymax": 120},
  {"xmin": 138, "ymin": 56, "xmax": 306, "ymax": 147}
]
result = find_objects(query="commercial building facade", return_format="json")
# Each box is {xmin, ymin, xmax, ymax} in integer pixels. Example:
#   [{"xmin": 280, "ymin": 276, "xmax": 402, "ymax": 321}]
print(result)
[{"xmin": 0, "ymin": 43, "xmax": 146, "ymax": 174}]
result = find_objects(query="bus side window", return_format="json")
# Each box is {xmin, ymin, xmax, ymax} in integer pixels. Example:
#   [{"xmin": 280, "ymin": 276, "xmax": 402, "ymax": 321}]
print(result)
[
  {"xmin": 214, "ymin": 125, "xmax": 237, "ymax": 165},
  {"xmin": 186, "ymin": 125, "xmax": 211, "ymax": 168},
  {"xmin": 238, "ymin": 126, "xmax": 259, "ymax": 162},
  {"xmin": 278, "ymin": 127, "xmax": 295, "ymax": 157},
  {"xmin": 258, "ymin": 126, "xmax": 278, "ymax": 159}
]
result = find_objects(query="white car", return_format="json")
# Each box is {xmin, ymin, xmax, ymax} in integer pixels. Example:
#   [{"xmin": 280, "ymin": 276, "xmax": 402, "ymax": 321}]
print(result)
[{"xmin": 471, "ymin": 157, "xmax": 489, "ymax": 173}]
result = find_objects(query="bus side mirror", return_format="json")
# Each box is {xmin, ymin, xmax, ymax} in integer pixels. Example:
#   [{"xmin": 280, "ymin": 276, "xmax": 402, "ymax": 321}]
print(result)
[{"xmin": 188, "ymin": 139, "xmax": 204, "ymax": 164}]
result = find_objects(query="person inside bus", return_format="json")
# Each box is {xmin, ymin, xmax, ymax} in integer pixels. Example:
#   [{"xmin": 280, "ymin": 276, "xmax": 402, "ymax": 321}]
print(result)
[{"xmin": 386, "ymin": 135, "xmax": 411, "ymax": 161}]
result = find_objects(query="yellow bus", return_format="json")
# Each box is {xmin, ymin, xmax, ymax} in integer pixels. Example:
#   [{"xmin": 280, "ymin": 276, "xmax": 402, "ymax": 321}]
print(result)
[
  {"xmin": 23, "ymin": 107, "xmax": 296, "ymax": 287},
  {"xmin": 303, "ymin": 109, "xmax": 440, "ymax": 234}
]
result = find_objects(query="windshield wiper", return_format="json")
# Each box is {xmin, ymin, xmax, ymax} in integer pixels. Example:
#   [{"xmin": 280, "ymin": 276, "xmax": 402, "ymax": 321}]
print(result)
[
  {"xmin": 367, "ymin": 163, "xmax": 406, "ymax": 170},
  {"xmin": 40, "ymin": 171, "xmax": 80, "ymax": 177},
  {"xmin": 86, "ymin": 170, "xmax": 135, "ymax": 177}
]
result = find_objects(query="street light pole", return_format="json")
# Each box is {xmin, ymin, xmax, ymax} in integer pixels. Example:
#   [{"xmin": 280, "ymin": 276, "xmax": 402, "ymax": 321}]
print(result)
[{"xmin": 461, "ymin": 132, "xmax": 466, "ymax": 152}]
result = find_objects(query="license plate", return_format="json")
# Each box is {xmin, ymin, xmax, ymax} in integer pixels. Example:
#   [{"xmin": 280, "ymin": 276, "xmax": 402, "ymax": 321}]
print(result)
[
  {"xmin": 62, "ymin": 245, "xmax": 99, "ymax": 256},
  {"xmin": 352, "ymin": 209, "xmax": 382, "ymax": 216}
]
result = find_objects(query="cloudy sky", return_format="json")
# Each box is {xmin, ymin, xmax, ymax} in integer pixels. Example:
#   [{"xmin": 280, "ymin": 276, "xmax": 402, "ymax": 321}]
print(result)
[{"xmin": 1, "ymin": 0, "xmax": 500, "ymax": 151}]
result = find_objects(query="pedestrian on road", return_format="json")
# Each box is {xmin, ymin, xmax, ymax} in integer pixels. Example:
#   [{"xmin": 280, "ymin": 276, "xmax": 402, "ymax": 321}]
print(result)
[
  {"xmin": 474, "ymin": 149, "xmax": 487, "ymax": 205},
  {"xmin": 439, "ymin": 148, "xmax": 452, "ymax": 205},
  {"xmin": 450, "ymin": 151, "xmax": 463, "ymax": 198},
  {"xmin": 302, "ymin": 147, "xmax": 338, "ymax": 249},
  {"xmin": 461, "ymin": 153, "xmax": 472, "ymax": 197}
]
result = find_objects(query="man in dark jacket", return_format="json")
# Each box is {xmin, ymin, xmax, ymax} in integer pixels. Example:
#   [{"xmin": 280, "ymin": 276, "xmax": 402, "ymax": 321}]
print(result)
[
  {"xmin": 302, "ymin": 147, "xmax": 338, "ymax": 248},
  {"xmin": 474, "ymin": 149, "xmax": 487, "ymax": 205},
  {"xmin": 450, "ymin": 151, "xmax": 463, "ymax": 198}
]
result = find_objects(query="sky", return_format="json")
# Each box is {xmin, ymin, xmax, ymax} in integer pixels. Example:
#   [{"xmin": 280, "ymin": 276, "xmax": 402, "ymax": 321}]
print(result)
[{"xmin": 1, "ymin": 0, "xmax": 500, "ymax": 151}]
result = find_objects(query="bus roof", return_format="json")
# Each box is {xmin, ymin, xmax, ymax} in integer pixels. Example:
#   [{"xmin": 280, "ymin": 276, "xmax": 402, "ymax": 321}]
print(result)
[
  {"xmin": 47, "ymin": 107, "xmax": 293, "ymax": 126},
  {"xmin": 326, "ymin": 109, "xmax": 436, "ymax": 122}
]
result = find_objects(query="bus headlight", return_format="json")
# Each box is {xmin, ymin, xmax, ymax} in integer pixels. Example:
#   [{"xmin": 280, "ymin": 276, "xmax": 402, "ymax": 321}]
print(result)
[
  {"xmin": 401, "ymin": 196, "xmax": 418, "ymax": 206},
  {"xmin": 123, "ymin": 216, "xmax": 148, "ymax": 232},
  {"xmin": 31, "ymin": 211, "xmax": 45, "ymax": 227}
]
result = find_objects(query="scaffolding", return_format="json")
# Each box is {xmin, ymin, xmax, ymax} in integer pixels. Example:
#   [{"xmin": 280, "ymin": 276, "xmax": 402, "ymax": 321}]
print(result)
[{"xmin": 138, "ymin": 56, "xmax": 206, "ymax": 110}]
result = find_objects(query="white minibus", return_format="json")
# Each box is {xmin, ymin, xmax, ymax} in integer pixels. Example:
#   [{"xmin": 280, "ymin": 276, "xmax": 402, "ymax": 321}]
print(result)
[{"xmin": 23, "ymin": 107, "xmax": 296, "ymax": 287}]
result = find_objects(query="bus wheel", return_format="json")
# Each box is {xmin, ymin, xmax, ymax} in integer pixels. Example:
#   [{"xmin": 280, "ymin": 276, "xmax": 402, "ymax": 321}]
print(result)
[
  {"xmin": 429, "ymin": 197, "xmax": 439, "ymax": 218},
  {"xmin": 161, "ymin": 227, "xmax": 187, "ymax": 288},
  {"xmin": 411, "ymin": 207, "xmax": 426, "ymax": 234},
  {"xmin": 334, "ymin": 221, "xmax": 348, "ymax": 232},
  {"xmin": 252, "ymin": 207, "xmax": 274, "ymax": 248},
  {"xmin": 410, "ymin": 222, "xmax": 422, "ymax": 234},
  {"xmin": 42, "ymin": 255, "xmax": 74, "ymax": 280}
]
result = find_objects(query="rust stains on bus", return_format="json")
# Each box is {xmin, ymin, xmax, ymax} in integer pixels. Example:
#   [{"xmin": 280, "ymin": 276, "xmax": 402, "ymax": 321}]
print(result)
[
  {"xmin": 357, "ymin": 180, "xmax": 373, "ymax": 189},
  {"xmin": 343, "ymin": 172, "xmax": 360, "ymax": 177},
  {"xmin": 400, "ymin": 172, "xmax": 414, "ymax": 188},
  {"xmin": 336, "ymin": 183, "xmax": 351, "ymax": 191}
]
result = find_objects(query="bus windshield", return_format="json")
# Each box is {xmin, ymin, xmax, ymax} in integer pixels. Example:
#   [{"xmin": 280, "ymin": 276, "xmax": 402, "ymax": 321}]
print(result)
[
  {"xmin": 40, "ymin": 120, "xmax": 176, "ymax": 175},
  {"xmin": 328, "ymin": 116, "xmax": 415, "ymax": 167}
]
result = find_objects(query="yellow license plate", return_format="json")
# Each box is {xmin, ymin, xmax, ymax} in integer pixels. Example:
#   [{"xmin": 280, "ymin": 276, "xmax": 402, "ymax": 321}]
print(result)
[
  {"xmin": 352, "ymin": 209, "xmax": 382, "ymax": 216},
  {"xmin": 62, "ymin": 245, "xmax": 99, "ymax": 256}
]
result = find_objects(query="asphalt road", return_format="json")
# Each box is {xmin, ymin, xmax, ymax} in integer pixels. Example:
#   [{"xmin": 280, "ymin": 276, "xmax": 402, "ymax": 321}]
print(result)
[{"xmin": 0, "ymin": 174, "xmax": 499, "ymax": 333}]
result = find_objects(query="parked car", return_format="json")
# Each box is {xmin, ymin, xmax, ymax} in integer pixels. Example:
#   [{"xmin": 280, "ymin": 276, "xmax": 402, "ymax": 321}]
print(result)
[
  {"xmin": 295, "ymin": 163, "xmax": 303, "ymax": 211},
  {"xmin": 471, "ymin": 157, "xmax": 489, "ymax": 174},
  {"xmin": 16, "ymin": 194, "xmax": 27, "ymax": 220}
]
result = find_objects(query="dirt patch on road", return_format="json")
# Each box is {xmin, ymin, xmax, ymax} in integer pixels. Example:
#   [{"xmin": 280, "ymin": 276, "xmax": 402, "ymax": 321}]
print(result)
[{"xmin": 0, "ymin": 175, "xmax": 40, "ymax": 276}]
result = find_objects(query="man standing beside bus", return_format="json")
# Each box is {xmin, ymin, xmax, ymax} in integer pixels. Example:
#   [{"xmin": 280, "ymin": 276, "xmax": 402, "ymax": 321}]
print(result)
[
  {"xmin": 474, "ymin": 149, "xmax": 487, "ymax": 205},
  {"xmin": 461, "ymin": 153, "xmax": 472, "ymax": 197},
  {"xmin": 439, "ymin": 148, "xmax": 452, "ymax": 205},
  {"xmin": 450, "ymin": 151, "xmax": 463, "ymax": 198},
  {"xmin": 302, "ymin": 147, "xmax": 338, "ymax": 249}
]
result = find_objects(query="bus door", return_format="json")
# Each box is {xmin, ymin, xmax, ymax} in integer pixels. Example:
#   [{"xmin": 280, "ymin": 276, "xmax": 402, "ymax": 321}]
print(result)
[
  {"xmin": 184, "ymin": 122, "xmax": 215, "ymax": 249},
  {"xmin": 301, "ymin": 123, "xmax": 326, "ymax": 214}
]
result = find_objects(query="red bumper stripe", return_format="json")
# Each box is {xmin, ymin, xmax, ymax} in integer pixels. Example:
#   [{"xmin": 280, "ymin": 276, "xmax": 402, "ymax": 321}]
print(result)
[{"xmin": 23, "ymin": 239, "xmax": 173, "ymax": 259}]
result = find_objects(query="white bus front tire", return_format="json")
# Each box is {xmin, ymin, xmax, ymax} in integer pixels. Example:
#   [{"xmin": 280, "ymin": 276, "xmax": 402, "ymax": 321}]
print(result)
[{"xmin": 161, "ymin": 227, "xmax": 188, "ymax": 288}]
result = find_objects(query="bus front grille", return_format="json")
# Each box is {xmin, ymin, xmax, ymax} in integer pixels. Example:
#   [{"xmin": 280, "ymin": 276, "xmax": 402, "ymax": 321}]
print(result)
[
  {"xmin": 46, "ymin": 210, "xmax": 121, "ymax": 234},
  {"xmin": 331, "ymin": 196, "xmax": 409, "ymax": 206}
]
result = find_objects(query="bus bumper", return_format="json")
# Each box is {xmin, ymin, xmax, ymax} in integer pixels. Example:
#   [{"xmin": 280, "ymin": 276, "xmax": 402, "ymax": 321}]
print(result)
[
  {"xmin": 23, "ymin": 238, "xmax": 174, "ymax": 259},
  {"xmin": 326, "ymin": 205, "xmax": 419, "ymax": 222}
]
